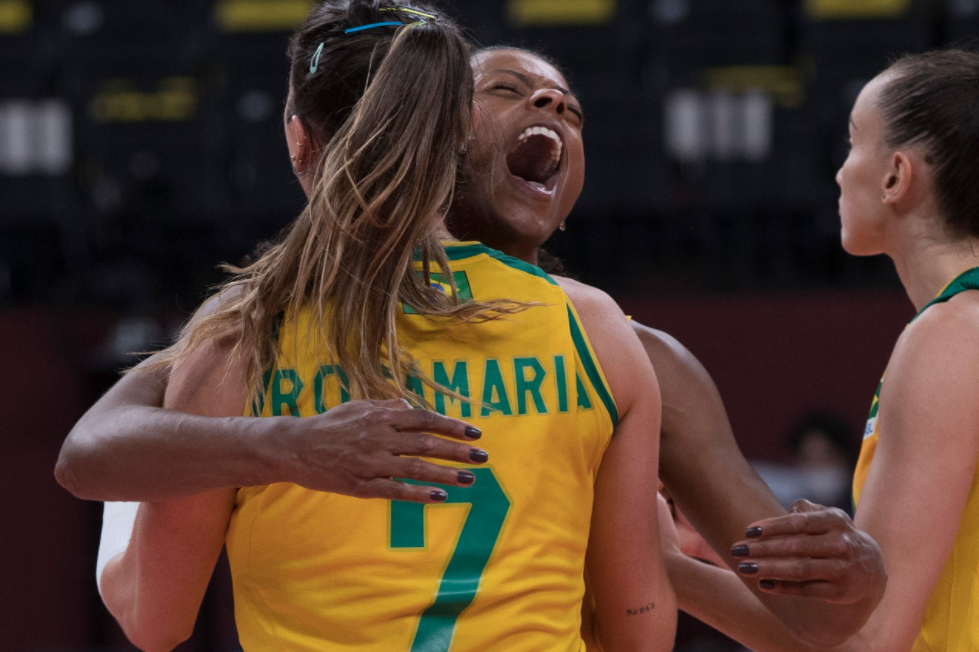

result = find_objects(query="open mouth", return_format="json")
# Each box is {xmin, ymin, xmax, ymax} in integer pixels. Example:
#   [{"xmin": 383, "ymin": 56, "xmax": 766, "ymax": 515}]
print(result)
[{"xmin": 506, "ymin": 126, "xmax": 563, "ymax": 192}]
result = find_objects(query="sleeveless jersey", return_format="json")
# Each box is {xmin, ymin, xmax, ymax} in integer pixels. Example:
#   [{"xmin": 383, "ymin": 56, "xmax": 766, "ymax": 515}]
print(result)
[
  {"xmin": 225, "ymin": 241, "xmax": 618, "ymax": 652},
  {"xmin": 853, "ymin": 266, "xmax": 979, "ymax": 652}
]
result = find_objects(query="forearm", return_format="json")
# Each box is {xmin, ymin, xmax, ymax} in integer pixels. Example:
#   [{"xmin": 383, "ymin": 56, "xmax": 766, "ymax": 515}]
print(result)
[
  {"xmin": 664, "ymin": 437, "xmax": 880, "ymax": 644},
  {"xmin": 102, "ymin": 529, "xmax": 195, "ymax": 652},
  {"xmin": 58, "ymin": 407, "xmax": 286, "ymax": 501},
  {"xmin": 673, "ymin": 552, "xmax": 903, "ymax": 652},
  {"xmin": 673, "ymin": 458, "xmax": 877, "ymax": 644},
  {"xmin": 670, "ymin": 554, "xmax": 816, "ymax": 652},
  {"xmin": 642, "ymin": 323, "xmax": 883, "ymax": 644},
  {"xmin": 102, "ymin": 493, "xmax": 234, "ymax": 652},
  {"xmin": 592, "ymin": 557, "xmax": 676, "ymax": 652},
  {"xmin": 589, "ymin": 409, "xmax": 676, "ymax": 650},
  {"xmin": 766, "ymin": 594, "xmax": 875, "ymax": 648}
]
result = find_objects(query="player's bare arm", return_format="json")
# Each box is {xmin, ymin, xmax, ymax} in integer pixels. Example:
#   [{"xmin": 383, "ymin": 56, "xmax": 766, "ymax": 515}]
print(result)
[
  {"xmin": 741, "ymin": 297, "xmax": 979, "ymax": 651},
  {"xmin": 55, "ymin": 302, "xmax": 489, "ymax": 505},
  {"xmin": 633, "ymin": 323, "xmax": 885, "ymax": 645},
  {"xmin": 101, "ymin": 332, "xmax": 243, "ymax": 652},
  {"xmin": 559, "ymin": 277, "xmax": 677, "ymax": 652}
]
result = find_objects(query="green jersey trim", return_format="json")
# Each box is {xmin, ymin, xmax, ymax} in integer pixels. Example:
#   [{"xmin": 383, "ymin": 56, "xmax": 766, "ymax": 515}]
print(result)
[
  {"xmin": 439, "ymin": 242, "xmax": 616, "ymax": 425},
  {"xmin": 441, "ymin": 242, "xmax": 559, "ymax": 286},
  {"xmin": 912, "ymin": 266, "xmax": 979, "ymax": 322},
  {"xmin": 567, "ymin": 305, "xmax": 619, "ymax": 427},
  {"xmin": 865, "ymin": 266, "xmax": 979, "ymax": 430}
]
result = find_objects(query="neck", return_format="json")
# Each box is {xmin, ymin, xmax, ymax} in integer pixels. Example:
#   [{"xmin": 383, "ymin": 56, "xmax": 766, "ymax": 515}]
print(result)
[
  {"xmin": 434, "ymin": 222, "xmax": 456, "ymax": 242},
  {"xmin": 888, "ymin": 222, "xmax": 979, "ymax": 311},
  {"xmin": 445, "ymin": 209, "xmax": 540, "ymax": 265},
  {"xmin": 501, "ymin": 242, "xmax": 539, "ymax": 266}
]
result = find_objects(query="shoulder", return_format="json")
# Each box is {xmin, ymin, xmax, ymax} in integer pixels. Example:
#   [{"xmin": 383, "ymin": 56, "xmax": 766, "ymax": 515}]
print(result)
[
  {"xmin": 552, "ymin": 275, "xmax": 633, "ymax": 352},
  {"xmin": 552, "ymin": 276, "xmax": 657, "ymax": 414},
  {"xmin": 631, "ymin": 323, "xmax": 701, "ymax": 375},
  {"xmin": 880, "ymin": 292, "xmax": 979, "ymax": 442},
  {"xmin": 166, "ymin": 325, "xmax": 246, "ymax": 417},
  {"xmin": 553, "ymin": 275, "xmax": 625, "ymax": 324},
  {"xmin": 892, "ymin": 291, "xmax": 979, "ymax": 374},
  {"xmin": 630, "ymin": 322, "xmax": 720, "ymax": 399},
  {"xmin": 193, "ymin": 285, "xmax": 246, "ymax": 322}
]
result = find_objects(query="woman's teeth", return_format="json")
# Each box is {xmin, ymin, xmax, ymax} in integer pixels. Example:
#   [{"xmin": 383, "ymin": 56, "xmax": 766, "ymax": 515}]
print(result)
[{"xmin": 517, "ymin": 126, "xmax": 563, "ymax": 167}]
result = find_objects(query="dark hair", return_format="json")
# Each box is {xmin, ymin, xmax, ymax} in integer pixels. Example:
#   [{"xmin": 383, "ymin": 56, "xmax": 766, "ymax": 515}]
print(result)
[
  {"xmin": 878, "ymin": 49, "xmax": 979, "ymax": 238},
  {"xmin": 537, "ymin": 247, "xmax": 573, "ymax": 278},
  {"xmin": 163, "ymin": 0, "xmax": 524, "ymax": 402},
  {"xmin": 472, "ymin": 45, "xmax": 570, "ymax": 79},
  {"xmin": 287, "ymin": 1, "xmax": 469, "ymax": 145}
]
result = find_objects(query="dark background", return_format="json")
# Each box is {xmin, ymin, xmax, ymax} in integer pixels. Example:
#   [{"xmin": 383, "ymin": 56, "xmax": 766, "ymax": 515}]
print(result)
[{"xmin": 0, "ymin": 0, "xmax": 969, "ymax": 649}]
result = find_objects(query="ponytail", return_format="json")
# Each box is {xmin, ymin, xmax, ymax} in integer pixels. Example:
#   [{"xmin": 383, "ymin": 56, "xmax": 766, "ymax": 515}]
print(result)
[{"xmin": 156, "ymin": 1, "xmax": 526, "ymax": 404}]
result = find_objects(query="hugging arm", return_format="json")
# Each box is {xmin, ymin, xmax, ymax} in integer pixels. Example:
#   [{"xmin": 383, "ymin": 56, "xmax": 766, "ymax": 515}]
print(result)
[
  {"xmin": 635, "ymin": 323, "xmax": 885, "ymax": 646},
  {"xmin": 55, "ymin": 307, "xmax": 489, "ymax": 504},
  {"xmin": 55, "ymin": 351, "xmax": 283, "ymax": 502}
]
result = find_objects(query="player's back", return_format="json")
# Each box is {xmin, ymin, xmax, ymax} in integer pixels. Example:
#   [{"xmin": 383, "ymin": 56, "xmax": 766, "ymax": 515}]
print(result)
[{"xmin": 226, "ymin": 241, "xmax": 618, "ymax": 652}]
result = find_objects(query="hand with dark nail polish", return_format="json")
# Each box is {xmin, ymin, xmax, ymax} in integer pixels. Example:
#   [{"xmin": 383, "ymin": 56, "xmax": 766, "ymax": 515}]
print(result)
[
  {"xmin": 259, "ymin": 400, "xmax": 492, "ymax": 504},
  {"xmin": 738, "ymin": 562, "xmax": 759, "ymax": 575},
  {"xmin": 730, "ymin": 499, "xmax": 887, "ymax": 618},
  {"xmin": 469, "ymin": 449, "xmax": 489, "ymax": 463},
  {"xmin": 457, "ymin": 471, "xmax": 475, "ymax": 485}
]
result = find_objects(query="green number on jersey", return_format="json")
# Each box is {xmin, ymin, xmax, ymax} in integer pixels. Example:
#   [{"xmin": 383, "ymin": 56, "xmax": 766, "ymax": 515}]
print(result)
[{"xmin": 390, "ymin": 468, "xmax": 510, "ymax": 652}]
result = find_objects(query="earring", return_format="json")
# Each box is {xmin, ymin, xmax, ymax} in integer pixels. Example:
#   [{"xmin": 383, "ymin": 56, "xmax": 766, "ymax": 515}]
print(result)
[
  {"xmin": 559, "ymin": 221, "xmax": 566, "ymax": 232},
  {"xmin": 291, "ymin": 155, "xmax": 297, "ymax": 162}
]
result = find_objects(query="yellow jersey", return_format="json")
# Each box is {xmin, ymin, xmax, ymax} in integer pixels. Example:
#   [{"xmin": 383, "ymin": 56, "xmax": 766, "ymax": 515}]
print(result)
[
  {"xmin": 226, "ymin": 241, "xmax": 618, "ymax": 652},
  {"xmin": 853, "ymin": 266, "xmax": 979, "ymax": 652}
]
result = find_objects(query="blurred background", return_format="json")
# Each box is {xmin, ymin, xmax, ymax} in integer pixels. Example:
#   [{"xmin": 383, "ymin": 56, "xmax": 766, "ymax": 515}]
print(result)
[{"xmin": 1, "ymin": 0, "xmax": 970, "ymax": 649}]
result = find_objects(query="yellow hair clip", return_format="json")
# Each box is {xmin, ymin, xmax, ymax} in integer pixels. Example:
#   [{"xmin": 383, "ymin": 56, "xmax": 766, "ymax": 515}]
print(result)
[{"xmin": 379, "ymin": 6, "xmax": 437, "ymax": 20}]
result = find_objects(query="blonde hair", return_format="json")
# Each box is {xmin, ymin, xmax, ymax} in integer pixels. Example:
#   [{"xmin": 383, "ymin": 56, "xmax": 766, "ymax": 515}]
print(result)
[{"xmin": 156, "ymin": 1, "xmax": 525, "ymax": 404}]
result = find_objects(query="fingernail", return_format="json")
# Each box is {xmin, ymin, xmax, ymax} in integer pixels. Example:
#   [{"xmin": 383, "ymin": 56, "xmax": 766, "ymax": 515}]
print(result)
[
  {"xmin": 464, "ymin": 426, "xmax": 482, "ymax": 440},
  {"xmin": 730, "ymin": 544, "xmax": 750, "ymax": 558},
  {"xmin": 745, "ymin": 526, "xmax": 763, "ymax": 538},
  {"xmin": 759, "ymin": 580, "xmax": 775, "ymax": 590},
  {"xmin": 738, "ymin": 562, "xmax": 759, "ymax": 575},
  {"xmin": 457, "ymin": 471, "xmax": 475, "ymax": 485},
  {"xmin": 469, "ymin": 449, "xmax": 488, "ymax": 463},
  {"xmin": 430, "ymin": 490, "xmax": 448, "ymax": 502}
]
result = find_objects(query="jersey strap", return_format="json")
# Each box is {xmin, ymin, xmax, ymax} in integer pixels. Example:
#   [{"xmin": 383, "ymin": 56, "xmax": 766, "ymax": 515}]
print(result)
[
  {"xmin": 912, "ymin": 266, "xmax": 979, "ymax": 322},
  {"xmin": 867, "ymin": 265, "xmax": 979, "ymax": 417}
]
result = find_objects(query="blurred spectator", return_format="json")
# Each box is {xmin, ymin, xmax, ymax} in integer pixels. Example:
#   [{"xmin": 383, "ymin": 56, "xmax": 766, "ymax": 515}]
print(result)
[{"xmin": 753, "ymin": 411, "xmax": 860, "ymax": 513}]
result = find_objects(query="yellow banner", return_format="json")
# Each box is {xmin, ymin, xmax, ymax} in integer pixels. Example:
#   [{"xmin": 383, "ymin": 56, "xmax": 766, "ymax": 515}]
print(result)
[
  {"xmin": 0, "ymin": 0, "xmax": 31, "ymax": 34},
  {"xmin": 805, "ymin": 0, "xmax": 909, "ymax": 20},
  {"xmin": 215, "ymin": 0, "xmax": 314, "ymax": 33},
  {"xmin": 90, "ymin": 78, "xmax": 199, "ymax": 123},
  {"xmin": 508, "ymin": 0, "xmax": 615, "ymax": 27},
  {"xmin": 704, "ymin": 66, "xmax": 805, "ymax": 108}
]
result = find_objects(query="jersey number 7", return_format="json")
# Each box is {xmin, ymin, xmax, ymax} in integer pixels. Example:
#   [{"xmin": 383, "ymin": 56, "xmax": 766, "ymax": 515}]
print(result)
[{"xmin": 390, "ymin": 468, "xmax": 510, "ymax": 652}]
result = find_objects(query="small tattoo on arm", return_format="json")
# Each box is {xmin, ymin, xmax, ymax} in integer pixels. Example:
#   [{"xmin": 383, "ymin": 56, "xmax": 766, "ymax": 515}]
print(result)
[{"xmin": 626, "ymin": 602, "xmax": 656, "ymax": 616}]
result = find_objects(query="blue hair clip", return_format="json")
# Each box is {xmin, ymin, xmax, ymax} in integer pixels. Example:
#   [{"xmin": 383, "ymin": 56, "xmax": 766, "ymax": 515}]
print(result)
[
  {"xmin": 344, "ymin": 21, "xmax": 404, "ymax": 34},
  {"xmin": 310, "ymin": 42, "xmax": 325, "ymax": 73}
]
